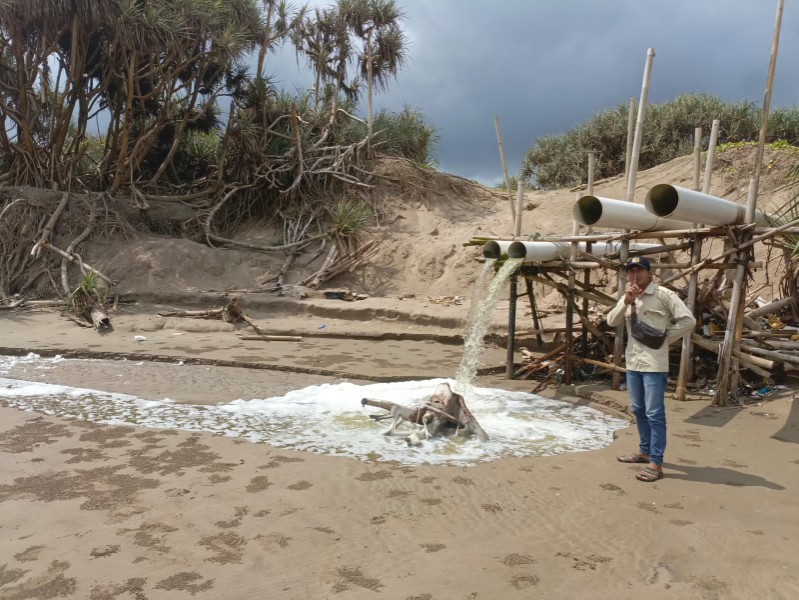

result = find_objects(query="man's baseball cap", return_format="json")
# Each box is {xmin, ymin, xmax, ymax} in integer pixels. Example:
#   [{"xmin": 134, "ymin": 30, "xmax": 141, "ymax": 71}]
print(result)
[{"xmin": 625, "ymin": 256, "xmax": 651, "ymax": 270}]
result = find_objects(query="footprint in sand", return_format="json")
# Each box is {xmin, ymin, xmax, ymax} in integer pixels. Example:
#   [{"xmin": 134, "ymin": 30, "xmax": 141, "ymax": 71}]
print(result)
[
  {"xmin": 669, "ymin": 519, "xmax": 694, "ymax": 526},
  {"xmin": 511, "ymin": 574, "xmax": 540, "ymax": 589},
  {"xmin": 246, "ymin": 476, "xmax": 273, "ymax": 492},
  {"xmin": 288, "ymin": 480, "xmax": 312, "ymax": 490},
  {"xmin": 332, "ymin": 566, "xmax": 384, "ymax": 593},
  {"xmin": 647, "ymin": 561, "xmax": 675, "ymax": 586},
  {"xmin": 501, "ymin": 554, "xmax": 535, "ymax": 567},
  {"xmin": 636, "ymin": 502, "xmax": 661, "ymax": 514},
  {"xmin": 356, "ymin": 470, "xmax": 393, "ymax": 481},
  {"xmin": 155, "ymin": 572, "xmax": 214, "ymax": 594},
  {"xmin": 600, "ymin": 483, "xmax": 626, "ymax": 495}
]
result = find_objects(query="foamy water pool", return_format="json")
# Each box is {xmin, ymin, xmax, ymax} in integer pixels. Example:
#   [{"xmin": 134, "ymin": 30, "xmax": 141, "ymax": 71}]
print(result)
[{"xmin": 0, "ymin": 354, "xmax": 628, "ymax": 467}]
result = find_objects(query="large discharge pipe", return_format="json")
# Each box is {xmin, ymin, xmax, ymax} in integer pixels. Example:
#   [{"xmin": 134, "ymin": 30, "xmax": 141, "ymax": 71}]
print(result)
[
  {"xmin": 573, "ymin": 195, "xmax": 693, "ymax": 231},
  {"xmin": 645, "ymin": 184, "xmax": 771, "ymax": 227},
  {"xmin": 506, "ymin": 240, "xmax": 662, "ymax": 262},
  {"xmin": 482, "ymin": 240, "xmax": 662, "ymax": 262}
]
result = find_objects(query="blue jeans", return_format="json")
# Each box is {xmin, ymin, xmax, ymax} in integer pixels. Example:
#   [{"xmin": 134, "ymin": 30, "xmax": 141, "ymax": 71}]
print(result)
[{"xmin": 626, "ymin": 371, "xmax": 667, "ymax": 467}]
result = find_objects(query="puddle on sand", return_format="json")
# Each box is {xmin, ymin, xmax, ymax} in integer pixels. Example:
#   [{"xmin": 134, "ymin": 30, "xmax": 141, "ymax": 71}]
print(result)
[{"xmin": 0, "ymin": 354, "xmax": 628, "ymax": 467}]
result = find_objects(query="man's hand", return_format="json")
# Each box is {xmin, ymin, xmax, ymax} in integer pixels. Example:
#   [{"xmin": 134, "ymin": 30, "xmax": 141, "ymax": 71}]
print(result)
[{"xmin": 624, "ymin": 283, "xmax": 641, "ymax": 305}]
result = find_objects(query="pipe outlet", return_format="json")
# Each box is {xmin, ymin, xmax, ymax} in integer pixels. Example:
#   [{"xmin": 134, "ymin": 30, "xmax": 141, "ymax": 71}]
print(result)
[
  {"xmin": 482, "ymin": 240, "xmax": 513, "ymax": 259},
  {"xmin": 573, "ymin": 195, "xmax": 692, "ymax": 231},
  {"xmin": 645, "ymin": 184, "xmax": 770, "ymax": 226}
]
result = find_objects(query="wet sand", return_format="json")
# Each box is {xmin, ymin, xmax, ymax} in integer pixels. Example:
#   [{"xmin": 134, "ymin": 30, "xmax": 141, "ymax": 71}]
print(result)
[{"xmin": 1, "ymin": 300, "xmax": 798, "ymax": 599}]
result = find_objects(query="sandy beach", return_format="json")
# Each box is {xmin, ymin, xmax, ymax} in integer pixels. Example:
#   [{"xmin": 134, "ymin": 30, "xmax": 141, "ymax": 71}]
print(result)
[{"xmin": 1, "ymin": 298, "xmax": 798, "ymax": 600}]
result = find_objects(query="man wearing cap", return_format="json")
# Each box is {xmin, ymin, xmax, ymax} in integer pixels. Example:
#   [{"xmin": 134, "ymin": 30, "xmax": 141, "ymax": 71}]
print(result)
[{"xmin": 606, "ymin": 256, "xmax": 695, "ymax": 482}]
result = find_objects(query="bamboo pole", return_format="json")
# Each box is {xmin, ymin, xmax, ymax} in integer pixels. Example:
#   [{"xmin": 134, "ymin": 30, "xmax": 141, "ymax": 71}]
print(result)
[
  {"xmin": 713, "ymin": 179, "xmax": 757, "ymax": 406},
  {"xmin": 524, "ymin": 279, "xmax": 543, "ymax": 346},
  {"xmin": 692, "ymin": 335, "xmax": 773, "ymax": 377},
  {"xmin": 692, "ymin": 127, "xmax": 702, "ymax": 191},
  {"xmin": 624, "ymin": 98, "xmax": 636, "ymax": 180},
  {"xmin": 614, "ymin": 48, "xmax": 655, "ymax": 390},
  {"xmin": 506, "ymin": 273, "xmax": 518, "ymax": 379},
  {"xmin": 582, "ymin": 153, "xmax": 595, "ymax": 355},
  {"xmin": 524, "ymin": 273, "xmax": 613, "ymax": 307},
  {"xmin": 577, "ymin": 356, "xmax": 627, "ymax": 374},
  {"xmin": 494, "ymin": 115, "xmax": 516, "ymax": 223},
  {"xmin": 752, "ymin": 0, "xmax": 784, "ymax": 196},
  {"xmin": 565, "ymin": 220, "xmax": 579, "ymax": 385},
  {"xmin": 747, "ymin": 297, "xmax": 795, "ymax": 319},
  {"xmin": 514, "ymin": 181, "xmax": 525, "ymax": 237},
  {"xmin": 661, "ymin": 217, "xmax": 799, "ymax": 285},
  {"xmin": 676, "ymin": 128, "xmax": 707, "ymax": 400},
  {"xmin": 742, "ymin": 342, "xmax": 799, "ymax": 367},
  {"xmin": 701, "ymin": 119, "xmax": 720, "ymax": 195}
]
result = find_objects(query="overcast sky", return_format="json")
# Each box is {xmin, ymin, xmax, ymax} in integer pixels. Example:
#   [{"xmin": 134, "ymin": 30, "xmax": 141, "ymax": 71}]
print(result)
[{"xmin": 269, "ymin": 1, "xmax": 798, "ymax": 185}]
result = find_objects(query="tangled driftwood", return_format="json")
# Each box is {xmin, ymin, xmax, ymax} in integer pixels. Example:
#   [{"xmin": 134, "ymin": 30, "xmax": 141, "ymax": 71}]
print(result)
[{"xmin": 362, "ymin": 382, "xmax": 488, "ymax": 446}]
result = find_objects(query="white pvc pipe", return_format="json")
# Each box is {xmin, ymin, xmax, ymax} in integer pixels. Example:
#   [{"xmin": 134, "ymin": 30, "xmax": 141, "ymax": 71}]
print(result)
[
  {"xmin": 506, "ymin": 240, "xmax": 662, "ymax": 262},
  {"xmin": 645, "ymin": 184, "xmax": 770, "ymax": 227},
  {"xmin": 482, "ymin": 240, "xmax": 514, "ymax": 259},
  {"xmin": 573, "ymin": 195, "xmax": 693, "ymax": 231}
]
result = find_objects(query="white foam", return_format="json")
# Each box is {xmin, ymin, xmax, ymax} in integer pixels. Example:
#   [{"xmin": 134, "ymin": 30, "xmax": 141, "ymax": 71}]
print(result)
[{"xmin": 0, "ymin": 354, "xmax": 629, "ymax": 467}]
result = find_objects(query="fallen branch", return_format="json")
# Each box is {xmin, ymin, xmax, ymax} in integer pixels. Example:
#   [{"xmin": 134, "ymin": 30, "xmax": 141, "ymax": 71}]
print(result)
[{"xmin": 237, "ymin": 334, "xmax": 303, "ymax": 342}]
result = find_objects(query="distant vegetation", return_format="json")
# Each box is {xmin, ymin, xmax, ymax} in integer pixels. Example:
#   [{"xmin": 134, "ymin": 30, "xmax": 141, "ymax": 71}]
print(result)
[{"xmin": 521, "ymin": 93, "xmax": 799, "ymax": 190}]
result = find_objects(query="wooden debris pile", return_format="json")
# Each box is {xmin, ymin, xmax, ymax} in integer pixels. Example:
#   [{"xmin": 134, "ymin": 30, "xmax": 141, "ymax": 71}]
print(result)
[
  {"xmin": 488, "ymin": 219, "xmax": 799, "ymax": 407},
  {"xmin": 362, "ymin": 382, "xmax": 488, "ymax": 446}
]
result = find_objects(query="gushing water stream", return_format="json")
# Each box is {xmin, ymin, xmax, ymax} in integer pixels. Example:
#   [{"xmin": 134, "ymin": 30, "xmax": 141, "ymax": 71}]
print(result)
[{"xmin": 454, "ymin": 258, "xmax": 524, "ymax": 396}]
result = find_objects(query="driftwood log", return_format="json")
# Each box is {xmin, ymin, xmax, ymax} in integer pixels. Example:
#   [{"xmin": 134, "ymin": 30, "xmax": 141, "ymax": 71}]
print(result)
[
  {"xmin": 158, "ymin": 296, "xmax": 266, "ymax": 335},
  {"xmin": 362, "ymin": 382, "xmax": 488, "ymax": 445}
]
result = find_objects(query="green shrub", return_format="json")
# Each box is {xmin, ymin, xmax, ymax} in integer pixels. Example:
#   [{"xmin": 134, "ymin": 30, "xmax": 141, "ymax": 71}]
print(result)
[{"xmin": 521, "ymin": 93, "xmax": 799, "ymax": 190}]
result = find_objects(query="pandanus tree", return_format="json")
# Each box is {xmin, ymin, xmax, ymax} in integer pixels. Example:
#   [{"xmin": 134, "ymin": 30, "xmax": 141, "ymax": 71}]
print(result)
[
  {"xmin": 336, "ymin": 0, "xmax": 407, "ymax": 155},
  {"xmin": 255, "ymin": 0, "xmax": 308, "ymax": 82},
  {"xmin": 0, "ymin": 0, "xmax": 262, "ymax": 190}
]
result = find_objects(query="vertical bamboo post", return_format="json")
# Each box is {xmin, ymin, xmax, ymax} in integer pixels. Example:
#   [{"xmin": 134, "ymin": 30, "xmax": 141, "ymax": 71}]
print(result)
[
  {"xmin": 613, "ymin": 48, "xmax": 655, "ymax": 390},
  {"xmin": 624, "ymin": 98, "xmax": 636, "ymax": 179},
  {"xmin": 701, "ymin": 119, "xmax": 720, "ymax": 195},
  {"xmin": 675, "ymin": 128, "xmax": 706, "ymax": 400},
  {"xmin": 714, "ymin": 0, "xmax": 783, "ymax": 405},
  {"xmin": 494, "ymin": 115, "xmax": 516, "ymax": 224},
  {"xmin": 581, "ymin": 153, "xmax": 595, "ymax": 355},
  {"xmin": 713, "ymin": 180, "xmax": 757, "ymax": 405},
  {"xmin": 525, "ymin": 279, "xmax": 543, "ymax": 346},
  {"xmin": 565, "ymin": 219, "xmax": 579, "ymax": 385},
  {"xmin": 506, "ymin": 273, "xmax": 518, "ymax": 379},
  {"xmin": 692, "ymin": 127, "xmax": 702, "ymax": 191},
  {"xmin": 513, "ymin": 181, "xmax": 525, "ymax": 238},
  {"xmin": 712, "ymin": 0, "xmax": 783, "ymax": 405},
  {"xmin": 752, "ymin": 0, "xmax": 784, "ymax": 196}
]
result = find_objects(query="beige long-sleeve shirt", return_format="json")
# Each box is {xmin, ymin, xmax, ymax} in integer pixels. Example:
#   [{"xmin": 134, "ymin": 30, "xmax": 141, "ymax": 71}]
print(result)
[{"xmin": 606, "ymin": 282, "xmax": 696, "ymax": 373}]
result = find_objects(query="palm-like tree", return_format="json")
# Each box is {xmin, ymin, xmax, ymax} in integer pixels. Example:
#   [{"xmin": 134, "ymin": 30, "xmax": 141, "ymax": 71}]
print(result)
[
  {"xmin": 256, "ymin": 1, "xmax": 308, "ymax": 82},
  {"xmin": 336, "ymin": 0, "xmax": 407, "ymax": 154},
  {"xmin": 0, "ymin": 0, "xmax": 262, "ymax": 189}
]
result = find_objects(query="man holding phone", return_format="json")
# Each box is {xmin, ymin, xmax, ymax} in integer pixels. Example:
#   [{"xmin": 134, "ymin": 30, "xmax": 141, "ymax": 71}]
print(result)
[{"xmin": 606, "ymin": 256, "xmax": 696, "ymax": 482}]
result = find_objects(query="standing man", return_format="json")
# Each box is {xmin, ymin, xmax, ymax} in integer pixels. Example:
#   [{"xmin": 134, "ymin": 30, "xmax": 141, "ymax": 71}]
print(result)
[{"xmin": 606, "ymin": 256, "xmax": 695, "ymax": 482}]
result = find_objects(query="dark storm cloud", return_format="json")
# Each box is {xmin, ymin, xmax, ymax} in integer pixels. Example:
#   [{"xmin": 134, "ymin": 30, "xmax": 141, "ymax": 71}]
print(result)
[{"xmin": 269, "ymin": 1, "xmax": 798, "ymax": 184}]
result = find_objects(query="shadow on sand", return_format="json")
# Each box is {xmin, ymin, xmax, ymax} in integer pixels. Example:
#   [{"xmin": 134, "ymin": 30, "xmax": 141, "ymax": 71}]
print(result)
[{"xmin": 663, "ymin": 463, "xmax": 785, "ymax": 490}]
